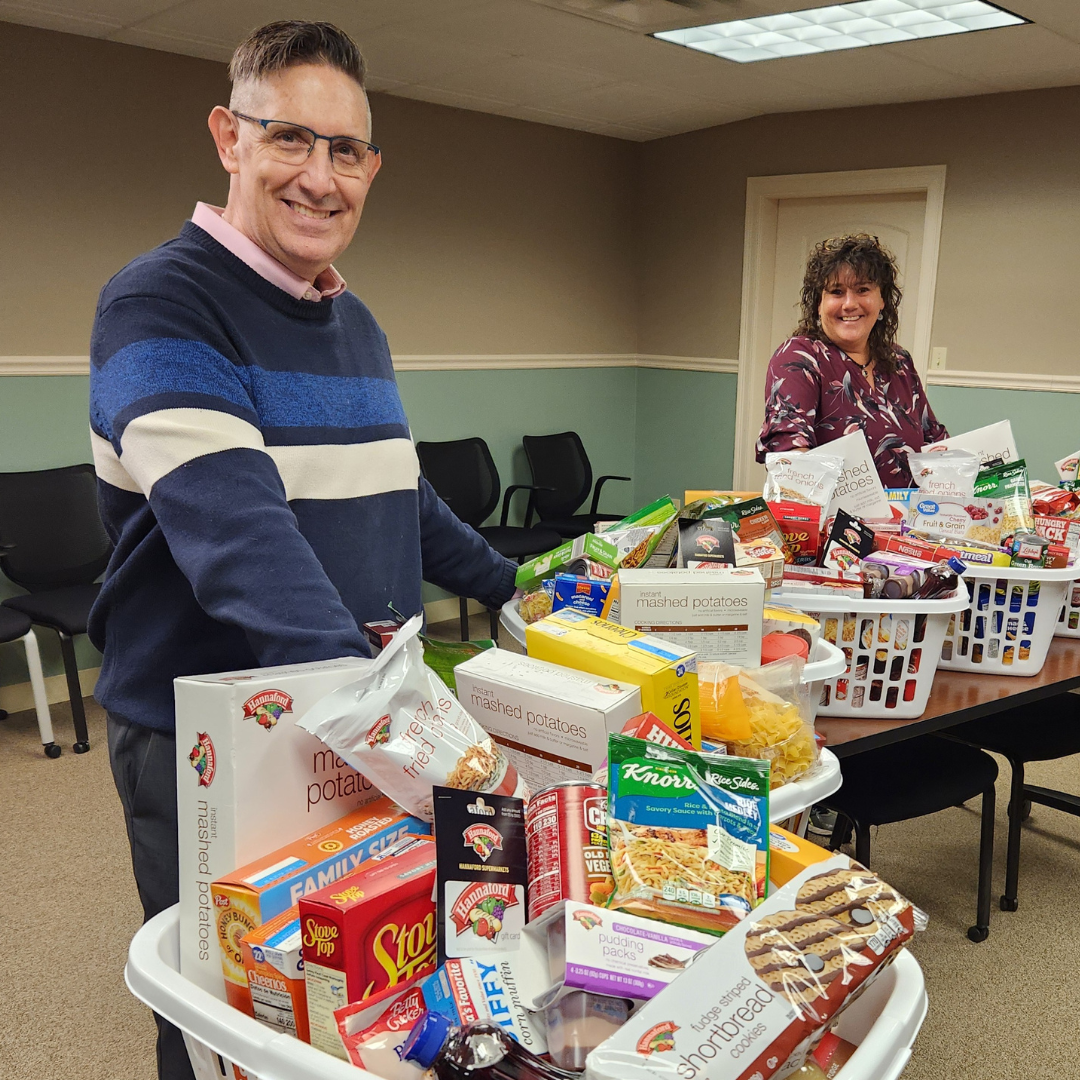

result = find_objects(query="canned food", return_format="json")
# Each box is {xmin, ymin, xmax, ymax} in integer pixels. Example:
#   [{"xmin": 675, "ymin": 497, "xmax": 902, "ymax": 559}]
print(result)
[
  {"xmin": 903, "ymin": 679, "xmax": 917, "ymax": 702},
  {"xmin": 885, "ymin": 686, "xmax": 899, "ymax": 708},
  {"xmin": 835, "ymin": 678, "xmax": 848, "ymax": 701},
  {"xmin": 526, "ymin": 781, "xmax": 613, "ymax": 918}
]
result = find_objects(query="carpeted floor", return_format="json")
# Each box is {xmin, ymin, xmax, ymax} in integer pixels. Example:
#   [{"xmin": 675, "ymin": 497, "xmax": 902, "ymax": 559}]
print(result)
[{"xmin": 2, "ymin": 617, "xmax": 1078, "ymax": 1079}]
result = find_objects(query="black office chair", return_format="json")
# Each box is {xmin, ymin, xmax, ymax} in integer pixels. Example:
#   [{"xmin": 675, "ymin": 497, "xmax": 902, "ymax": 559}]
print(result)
[
  {"xmin": 522, "ymin": 431, "xmax": 630, "ymax": 539},
  {"xmin": 0, "ymin": 465, "xmax": 113, "ymax": 753},
  {"xmin": 947, "ymin": 693, "xmax": 1080, "ymax": 913},
  {"xmin": 820, "ymin": 733, "xmax": 997, "ymax": 942},
  {"xmin": 416, "ymin": 439, "xmax": 562, "ymax": 641}
]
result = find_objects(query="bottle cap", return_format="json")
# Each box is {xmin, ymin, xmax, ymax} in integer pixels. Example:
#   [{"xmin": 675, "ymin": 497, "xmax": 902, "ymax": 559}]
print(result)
[
  {"xmin": 403, "ymin": 1010, "xmax": 452, "ymax": 1068},
  {"xmin": 947, "ymin": 556, "xmax": 966, "ymax": 574}
]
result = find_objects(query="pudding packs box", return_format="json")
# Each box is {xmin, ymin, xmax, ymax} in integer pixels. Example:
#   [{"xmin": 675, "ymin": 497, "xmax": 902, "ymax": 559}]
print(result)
[{"xmin": 175, "ymin": 656, "xmax": 383, "ymax": 998}]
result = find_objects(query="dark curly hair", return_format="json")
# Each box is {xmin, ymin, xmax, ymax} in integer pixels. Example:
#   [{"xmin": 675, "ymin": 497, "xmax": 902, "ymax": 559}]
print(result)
[{"xmin": 794, "ymin": 234, "xmax": 902, "ymax": 375}]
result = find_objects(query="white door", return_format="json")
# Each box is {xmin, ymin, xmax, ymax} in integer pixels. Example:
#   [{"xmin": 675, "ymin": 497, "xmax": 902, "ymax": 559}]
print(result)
[{"xmin": 742, "ymin": 190, "xmax": 930, "ymax": 490}]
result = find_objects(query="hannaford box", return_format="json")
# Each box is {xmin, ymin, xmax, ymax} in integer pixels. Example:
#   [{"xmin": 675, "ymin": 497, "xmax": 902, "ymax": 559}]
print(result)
[
  {"xmin": 525, "ymin": 609, "xmax": 700, "ymax": 747},
  {"xmin": 175, "ymin": 657, "xmax": 384, "ymax": 998},
  {"xmin": 299, "ymin": 834, "xmax": 438, "ymax": 1058},
  {"xmin": 767, "ymin": 826, "xmax": 833, "ymax": 887},
  {"xmin": 515, "ymin": 533, "xmax": 620, "ymax": 592},
  {"xmin": 617, "ymin": 568, "xmax": 765, "ymax": 667},
  {"xmin": 240, "ymin": 908, "xmax": 308, "ymax": 1040},
  {"xmin": 585, "ymin": 854, "xmax": 920, "ymax": 1080},
  {"xmin": 551, "ymin": 575, "xmax": 612, "ymax": 618},
  {"xmin": 211, "ymin": 798, "xmax": 426, "ymax": 1013},
  {"xmin": 452, "ymin": 649, "xmax": 641, "ymax": 789},
  {"xmin": 807, "ymin": 431, "xmax": 891, "ymax": 522}
]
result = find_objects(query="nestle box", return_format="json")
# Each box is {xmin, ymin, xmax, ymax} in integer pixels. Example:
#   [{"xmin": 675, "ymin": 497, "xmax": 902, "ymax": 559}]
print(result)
[
  {"xmin": 175, "ymin": 657, "xmax": 383, "ymax": 999},
  {"xmin": 618, "ymin": 567, "xmax": 765, "ymax": 666},
  {"xmin": 453, "ymin": 649, "xmax": 642, "ymax": 789}
]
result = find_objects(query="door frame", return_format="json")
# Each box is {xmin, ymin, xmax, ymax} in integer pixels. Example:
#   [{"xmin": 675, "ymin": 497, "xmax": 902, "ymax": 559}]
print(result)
[{"xmin": 733, "ymin": 165, "xmax": 947, "ymax": 490}]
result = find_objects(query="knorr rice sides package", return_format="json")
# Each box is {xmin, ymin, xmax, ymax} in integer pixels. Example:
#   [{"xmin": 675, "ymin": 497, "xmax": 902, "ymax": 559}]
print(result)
[{"xmin": 606, "ymin": 734, "xmax": 769, "ymax": 936}]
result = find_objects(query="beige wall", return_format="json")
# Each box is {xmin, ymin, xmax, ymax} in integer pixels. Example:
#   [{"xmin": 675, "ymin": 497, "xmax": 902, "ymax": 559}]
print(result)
[
  {"xmin": 0, "ymin": 24, "xmax": 638, "ymax": 358},
  {"xmin": 635, "ymin": 86, "xmax": 1080, "ymax": 375}
]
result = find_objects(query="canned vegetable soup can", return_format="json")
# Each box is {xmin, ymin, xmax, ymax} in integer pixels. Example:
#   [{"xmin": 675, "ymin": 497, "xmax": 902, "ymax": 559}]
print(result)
[{"xmin": 525, "ymin": 781, "xmax": 613, "ymax": 918}]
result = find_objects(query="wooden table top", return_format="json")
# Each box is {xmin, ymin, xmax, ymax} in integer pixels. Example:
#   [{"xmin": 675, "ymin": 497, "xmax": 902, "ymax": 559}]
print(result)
[{"xmin": 817, "ymin": 636, "xmax": 1080, "ymax": 757}]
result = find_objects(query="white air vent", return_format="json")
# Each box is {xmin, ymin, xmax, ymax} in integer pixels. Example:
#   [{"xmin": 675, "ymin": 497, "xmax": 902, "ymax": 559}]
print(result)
[{"xmin": 526, "ymin": 0, "xmax": 739, "ymax": 35}]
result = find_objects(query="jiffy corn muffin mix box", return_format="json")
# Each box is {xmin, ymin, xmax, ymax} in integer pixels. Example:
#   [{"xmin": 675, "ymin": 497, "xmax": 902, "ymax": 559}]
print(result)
[{"xmin": 175, "ymin": 657, "xmax": 384, "ymax": 998}]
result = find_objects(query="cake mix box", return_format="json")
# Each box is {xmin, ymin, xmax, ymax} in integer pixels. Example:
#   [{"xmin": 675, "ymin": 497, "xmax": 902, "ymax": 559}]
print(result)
[
  {"xmin": 212, "ymin": 798, "xmax": 427, "ymax": 1014},
  {"xmin": 175, "ymin": 657, "xmax": 385, "ymax": 998},
  {"xmin": 299, "ymin": 834, "xmax": 438, "ymax": 1058}
]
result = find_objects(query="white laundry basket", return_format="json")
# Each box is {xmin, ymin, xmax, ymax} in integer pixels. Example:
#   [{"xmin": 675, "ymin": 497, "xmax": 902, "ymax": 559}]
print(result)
[
  {"xmin": 127, "ymin": 907, "xmax": 925, "ymax": 1080},
  {"xmin": 772, "ymin": 589, "xmax": 968, "ymax": 719},
  {"xmin": 939, "ymin": 564, "xmax": 1076, "ymax": 675},
  {"xmin": 1055, "ymin": 576, "xmax": 1080, "ymax": 638}
]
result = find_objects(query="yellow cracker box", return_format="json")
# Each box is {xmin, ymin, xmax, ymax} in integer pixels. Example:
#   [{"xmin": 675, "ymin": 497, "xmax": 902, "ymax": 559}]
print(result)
[
  {"xmin": 241, "ymin": 908, "xmax": 308, "ymax": 1041},
  {"xmin": 768, "ymin": 825, "xmax": 833, "ymax": 887},
  {"xmin": 211, "ymin": 798, "xmax": 428, "ymax": 1015},
  {"xmin": 525, "ymin": 609, "xmax": 700, "ymax": 747},
  {"xmin": 175, "ymin": 656, "xmax": 385, "ymax": 999}
]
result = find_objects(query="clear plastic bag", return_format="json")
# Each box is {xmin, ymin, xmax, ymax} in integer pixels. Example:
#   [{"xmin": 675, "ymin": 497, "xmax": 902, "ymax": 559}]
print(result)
[{"xmin": 698, "ymin": 656, "xmax": 818, "ymax": 787}]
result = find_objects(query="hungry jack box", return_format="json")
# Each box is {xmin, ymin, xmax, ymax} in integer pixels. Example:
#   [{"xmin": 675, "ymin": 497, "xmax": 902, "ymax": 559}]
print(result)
[
  {"xmin": 585, "ymin": 855, "xmax": 920, "ymax": 1080},
  {"xmin": 175, "ymin": 657, "xmax": 383, "ymax": 998},
  {"xmin": 299, "ymin": 834, "xmax": 438, "ymax": 1058},
  {"xmin": 211, "ymin": 798, "xmax": 427, "ymax": 1014}
]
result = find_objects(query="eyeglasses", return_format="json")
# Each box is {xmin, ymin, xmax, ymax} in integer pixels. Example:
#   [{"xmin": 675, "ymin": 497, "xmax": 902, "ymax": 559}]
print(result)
[{"xmin": 232, "ymin": 112, "xmax": 380, "ymax": 178}]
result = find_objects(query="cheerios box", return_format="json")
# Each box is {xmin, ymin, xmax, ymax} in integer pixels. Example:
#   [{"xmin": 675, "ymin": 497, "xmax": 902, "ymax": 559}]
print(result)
[
  {"xmin": 212, "ymin": 798, "xmax": 428, "ymax": 1015},
  {"xmin": 175, "ymin": 657, "xmax": 386, "ymax": 999},
  {"xmin": 240, "ymin": 908, "xmax": 308, "ymax": 1041}
]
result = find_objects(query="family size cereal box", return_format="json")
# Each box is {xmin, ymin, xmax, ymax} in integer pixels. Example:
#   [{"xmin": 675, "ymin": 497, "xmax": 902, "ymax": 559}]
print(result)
[
  {"xmin": 299, "ymin": 835, "xmax": 438, "ymax": 1059},
  {"xmin": 175, "ymin": 657, "xmax": 385, "ymax": 998},
  {"xmin": 212, "ymin": 798, "xmax": 427, "ymax": 1014}
]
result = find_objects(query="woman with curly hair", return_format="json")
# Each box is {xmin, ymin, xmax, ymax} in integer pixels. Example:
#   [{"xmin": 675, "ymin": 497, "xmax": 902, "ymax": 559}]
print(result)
[{"xmin": 755, "ymin": 234, "xmax": 947, "ymax": 488}]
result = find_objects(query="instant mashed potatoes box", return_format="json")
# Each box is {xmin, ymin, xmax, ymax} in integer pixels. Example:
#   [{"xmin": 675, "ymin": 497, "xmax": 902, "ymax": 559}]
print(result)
[
  {"xmin": 175, "ymin": 657, "xmax": 384, "ymax": 998},
  {"xmin": 525, "ymin": 610, "xmax": 700, "ymax": 747}
]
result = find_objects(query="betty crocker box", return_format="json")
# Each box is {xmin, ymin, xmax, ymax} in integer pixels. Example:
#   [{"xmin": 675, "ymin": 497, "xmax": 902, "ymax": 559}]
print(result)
[
  {"xmin": 586, "ymin": 855, "xmax": 921, "ymax": 1080},
  {"xmin": 174, "ymin": 657, "xmax": 384, "ymax": 999}
]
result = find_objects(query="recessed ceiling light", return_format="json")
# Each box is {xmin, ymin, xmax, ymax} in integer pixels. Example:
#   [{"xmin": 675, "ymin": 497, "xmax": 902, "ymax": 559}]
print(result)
[{"xmin": 653, "ymin": 1, "xmax": 1027, "ymax": 63}]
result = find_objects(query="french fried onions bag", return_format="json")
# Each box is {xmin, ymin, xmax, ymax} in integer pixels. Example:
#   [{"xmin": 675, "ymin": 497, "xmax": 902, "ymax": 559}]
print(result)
[
  {"xmin": 606, "ymin": 733, "xmax": 770, "ymax": 936},
  {"xmin": 763, "ymin": 451, "xmax": 843, "ymax": 511},
  {"xmin": 298, "ymin": 615, "xmax": 528, "ymax": 821}
]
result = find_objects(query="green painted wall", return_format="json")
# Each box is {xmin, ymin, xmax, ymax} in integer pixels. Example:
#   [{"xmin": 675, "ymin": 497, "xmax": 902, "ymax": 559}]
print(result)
[{"xmin": 926, "ymin": 386, "xmax": 1080, "ymax": 483}]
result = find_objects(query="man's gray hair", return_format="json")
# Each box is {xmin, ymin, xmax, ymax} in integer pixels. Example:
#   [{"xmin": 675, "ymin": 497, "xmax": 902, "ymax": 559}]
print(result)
[{"xmin": 228, "ymin": 20, "xmax": 366, "ymax": 98}]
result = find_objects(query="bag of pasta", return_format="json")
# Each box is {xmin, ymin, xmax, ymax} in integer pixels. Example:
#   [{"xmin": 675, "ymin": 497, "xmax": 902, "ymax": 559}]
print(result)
[
  {"xmin": 606, "ymin": 733, "xmax": 770, "ymax": 935},
  {"xmin": 698, "ymin": 656, "xmax": 818, "ymax": 788},
  {"xmin": 298, "ymin": 615, "xmax": 529, "ymax": 821}
]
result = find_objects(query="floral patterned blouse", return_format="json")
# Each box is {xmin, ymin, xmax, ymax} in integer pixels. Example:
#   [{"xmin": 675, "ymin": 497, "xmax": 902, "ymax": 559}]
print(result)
[{"xmin": 755, "ymin": 335, "xmax": 948, "ymax": 489}]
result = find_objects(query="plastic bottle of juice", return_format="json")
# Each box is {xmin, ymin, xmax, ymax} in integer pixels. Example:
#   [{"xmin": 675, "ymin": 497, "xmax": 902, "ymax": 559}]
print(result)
[{"xmin": 403, "ymin": 1012, "xmax": 579, "ymax": 1080}]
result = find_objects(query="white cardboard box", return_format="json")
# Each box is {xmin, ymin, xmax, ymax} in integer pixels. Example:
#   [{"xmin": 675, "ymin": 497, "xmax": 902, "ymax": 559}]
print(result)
[
  {"xmin": 807, "ymin": 431, "xmax": 891, "ymax": 522},
  {"xmin": 453, "ymin": 649, "xmax": 641, "ymax": 789},
  {"xmin": 923, "ymin": 419, "xmax": 1018, "ymax": 466},
  {"xmin": 175, "ymin": 657, "xmax": 383, "ymax": 998},
  {"xmin": 618, "ymin": 568, "xmax": 765, "ymax": 666}
]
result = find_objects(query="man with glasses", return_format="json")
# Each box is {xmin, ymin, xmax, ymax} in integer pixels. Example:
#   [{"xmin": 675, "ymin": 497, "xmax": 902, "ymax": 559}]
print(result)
[{"xmin": 89, "ymin": 22, "xmax": 516, "ymax": 1079}]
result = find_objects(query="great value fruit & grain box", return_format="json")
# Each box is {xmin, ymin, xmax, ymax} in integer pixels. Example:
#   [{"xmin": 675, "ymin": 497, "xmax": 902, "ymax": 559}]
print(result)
[
  {"xmin": 175, "ymin": 657, "xmax": 382, "ymax": 998},
  {"xmin": 299, "ymin": 834, "xmax": 438, "ymax": 1058},
  {"xmin": 212, "ymin": 798, "xmax": 427, "ymax": 1013},
  {"xmin": 525, "ymin": 610, "xmax": 700, "ymax": 747},
  {"xmin": 453, "ymin": 648, "xmax": 641, "ymax": 789},
  {"xmin": 618, "ymin": 568, "xmax": 765, "ymax": 667}
]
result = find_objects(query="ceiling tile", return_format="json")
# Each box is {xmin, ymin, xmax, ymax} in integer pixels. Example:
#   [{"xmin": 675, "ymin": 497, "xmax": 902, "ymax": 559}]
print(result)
[
  {"xmin": 1007, "ymin": 1, "xmax": 1080, "ymax": 45},
  {"xmin": 425, "ymin": 54, "xmax": 616, "ymax": 108},
  {"xmin": 359, "ymin": 28, "xmax": 502, "ymax": 87}
]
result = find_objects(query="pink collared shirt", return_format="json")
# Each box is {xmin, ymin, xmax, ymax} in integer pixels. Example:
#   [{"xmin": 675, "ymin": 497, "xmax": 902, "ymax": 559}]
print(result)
[{"xmin": 191, "ymin": 202, "xmax": 346, "ymax": 302}]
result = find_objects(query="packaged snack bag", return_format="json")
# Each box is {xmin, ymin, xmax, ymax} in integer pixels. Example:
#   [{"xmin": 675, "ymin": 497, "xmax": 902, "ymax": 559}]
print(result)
[
  {"xmin": 606, "ymin": 734, "xmax": 770, "ymax": 935},
  {"xmin": 298, "ymin": 616, "xmax": 528, "ymax": 821},
  {"xmin": 768, "ymin": 500, "xmax": 823, "ymax": 565},
  {"xmin": 1055, "ymin": 451, "xmax": 1080, "ymax": 492},
  {"xmin": 697, "ymin": 657, "xmax": 818, "ymax": 787},
  {"xmin": 519, "ymin": 587, "xmax": 554, "ymax": 624},
  {"xmin": 420, "ymin": 635, "xmax": 494, "ymax": 695},
  {"xmin": 597, "ymin": 496, "xmax": 680, "ymax": 569},
  {"xmin": 969, "ymin": 459, "xmax": 1035, "ymax": 546},
  {"xmin": 763, "ymin": 452, "xmax": 843, "ymax": 510},
  {"xmin": 907, "ymin": 449, "xmax": 981, "ymax": 539}
]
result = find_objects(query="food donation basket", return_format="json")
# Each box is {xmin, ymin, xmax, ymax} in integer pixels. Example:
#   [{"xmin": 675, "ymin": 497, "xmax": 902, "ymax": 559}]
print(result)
[
  {"xmin": 938, "ymin": 564, "xmax": 1077, "ymax": 675},
  {"xmin": 772, "ymin": 589, "xmax": 968, "ymax": 719},
  {"xmin": 499, "ymin": 598, "xmax": 847, "ymax": 722},
  {"xmin": 1055, "ymin": 575, "xmax": 1080, "ymax": 638},
  {"xmin": 126, "ymin": 905, "xmax": 926, "ymax": 1080}
]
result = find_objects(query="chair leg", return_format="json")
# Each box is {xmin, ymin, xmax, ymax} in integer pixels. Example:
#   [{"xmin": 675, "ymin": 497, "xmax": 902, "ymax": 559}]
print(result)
[
  {"xmin": 58, "ymin": 633, "xmax": 90, "ymax": 753},
  {"xmin": 488, "ymin": 607, "xmax": 499, "ymax": 644},
  {"xmin": 968, "ymin": 780, "xmax": 995, "ymax": 942},
  {"xmin": 21, "ymin": 630, "xmax": 59, "ymax": 758},
  {"xmin": 826, "ymin": 811, "xmax": 852, "ymax": 852},
  {"xmin": 459, "ymin": 597, "xmax": 469, "ymax": 642},
  {"xmin": 853, "ymin": 819, "xmax": 872, "ymax": 868},
  {"xmin": 1001, "ymin": 758, "xmax": 1025, "ymax": 912}
]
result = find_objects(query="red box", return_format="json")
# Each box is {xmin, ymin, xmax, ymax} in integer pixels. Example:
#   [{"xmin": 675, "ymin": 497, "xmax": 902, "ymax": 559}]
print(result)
[
  {"xmin": 299, "ymin": 835, "xmax": 437, "ymax": 1059},
  {"xmin": 767, "ymin": 500, "xmax": 822, "ymax": 565},
  {"xmin": 362, "ymin": 620, "xmax": 402, "ymax": 653}
]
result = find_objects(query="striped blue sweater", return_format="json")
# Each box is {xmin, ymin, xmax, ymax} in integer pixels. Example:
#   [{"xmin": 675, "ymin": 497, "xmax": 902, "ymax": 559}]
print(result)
[{"xmin": 89, "ymin": 221, "xmax": 515, "ymax": 732}]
